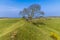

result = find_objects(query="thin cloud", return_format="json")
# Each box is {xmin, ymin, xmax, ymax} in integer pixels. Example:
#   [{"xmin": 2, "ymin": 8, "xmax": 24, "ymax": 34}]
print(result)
[{"xmin": 0, "ymin": 5, "xmax": 20, "ymax": 12}]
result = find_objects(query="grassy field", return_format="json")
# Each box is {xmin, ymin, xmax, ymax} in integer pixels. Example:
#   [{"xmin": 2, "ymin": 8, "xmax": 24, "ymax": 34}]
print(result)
[{"xmin": 0, "ymin": 18, "xmax": 60, "ymax": 40}]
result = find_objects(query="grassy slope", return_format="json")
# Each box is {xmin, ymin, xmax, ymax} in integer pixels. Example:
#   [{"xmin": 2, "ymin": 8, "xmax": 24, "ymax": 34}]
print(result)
[{"xmin": 0, "ymin": 18, "xmax": 60, "ymax": 40}]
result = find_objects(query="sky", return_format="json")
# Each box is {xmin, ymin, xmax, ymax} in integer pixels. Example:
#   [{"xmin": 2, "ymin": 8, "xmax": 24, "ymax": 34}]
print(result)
[{"xmin": 0, "ymin": 0, "xmax": 60, "ymax": 18}]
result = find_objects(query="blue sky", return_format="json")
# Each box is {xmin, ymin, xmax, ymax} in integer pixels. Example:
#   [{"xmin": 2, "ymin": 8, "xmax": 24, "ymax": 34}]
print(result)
[{"xmin": 0, "ymin": 0, "xmax": 60, "ymax": 17}]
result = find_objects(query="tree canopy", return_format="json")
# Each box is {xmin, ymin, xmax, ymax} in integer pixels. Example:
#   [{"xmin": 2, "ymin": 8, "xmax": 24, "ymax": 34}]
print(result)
[{"xmin": 20, "ymin": 4, "xmax": 44, "ymax": 19}]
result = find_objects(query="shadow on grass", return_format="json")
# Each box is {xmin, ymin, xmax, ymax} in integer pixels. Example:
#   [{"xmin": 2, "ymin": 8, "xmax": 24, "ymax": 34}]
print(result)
[{"xmin": 32, "ymin": 22, "xmax": 46, "ymax": 27}]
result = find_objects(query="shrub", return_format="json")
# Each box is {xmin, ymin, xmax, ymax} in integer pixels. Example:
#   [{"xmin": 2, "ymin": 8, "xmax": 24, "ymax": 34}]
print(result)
[{"xmin": 50, "ymin": 32, "xmax": 58, "ymax": 40}]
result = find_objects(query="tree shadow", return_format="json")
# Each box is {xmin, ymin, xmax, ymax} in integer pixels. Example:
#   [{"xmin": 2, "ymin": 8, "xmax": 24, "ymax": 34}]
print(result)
[{"xmin": 32, "ymin": 22, "xmax": 46, "ymax": 27}]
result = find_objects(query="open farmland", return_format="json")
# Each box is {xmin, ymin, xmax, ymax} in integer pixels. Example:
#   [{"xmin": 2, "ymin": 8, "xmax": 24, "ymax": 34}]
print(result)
[{"xmin": 0, "ymin": 18, "xmax": 60, "ymax": 40}]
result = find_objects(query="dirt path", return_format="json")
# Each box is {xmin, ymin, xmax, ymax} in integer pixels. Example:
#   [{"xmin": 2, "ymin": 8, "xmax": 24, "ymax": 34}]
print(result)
[{"xmin": 0, "ymin": 20, "xmax": 25, "ymax": 37}]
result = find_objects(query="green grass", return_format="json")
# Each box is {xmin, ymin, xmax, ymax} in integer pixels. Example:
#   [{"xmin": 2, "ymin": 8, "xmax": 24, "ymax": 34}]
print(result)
[{"xmin": 0, "ymin": 18, "xmax": 60, "ymax": 40}]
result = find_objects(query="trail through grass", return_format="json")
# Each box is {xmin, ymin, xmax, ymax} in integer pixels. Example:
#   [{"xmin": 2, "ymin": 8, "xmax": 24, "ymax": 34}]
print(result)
[{"xmin": 0, "ymin": 20, "xmax": 24, "ymax": 37}]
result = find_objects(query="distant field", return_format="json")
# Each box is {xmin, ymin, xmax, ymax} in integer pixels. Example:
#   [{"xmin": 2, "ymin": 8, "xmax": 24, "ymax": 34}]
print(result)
[{"xmin": 0, "ymin": 18, "xmax": 60, "ymax": 40}]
